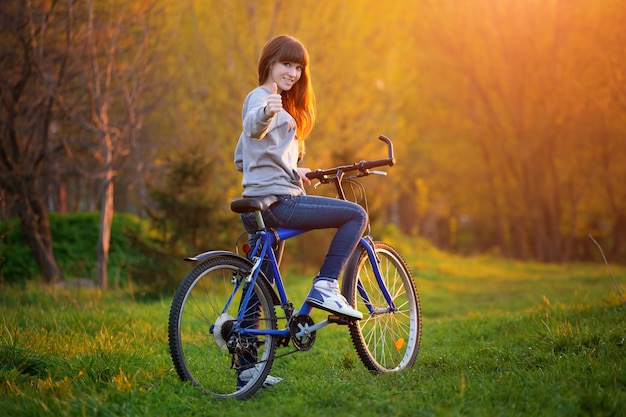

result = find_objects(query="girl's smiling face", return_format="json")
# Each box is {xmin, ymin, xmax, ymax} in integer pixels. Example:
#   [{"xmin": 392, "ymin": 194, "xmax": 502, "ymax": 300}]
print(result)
[{"xmin": 264, "ymin": 61, "xmax": 303, "ymax": 93}]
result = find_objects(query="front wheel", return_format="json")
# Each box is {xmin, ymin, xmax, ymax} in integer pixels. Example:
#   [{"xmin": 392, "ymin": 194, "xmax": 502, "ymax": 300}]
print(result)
[
  {"xmin": 168, "ymin": 255, "xmax": 278, "ymax": 400},
  {"xmin": 342, "ymin": 241, "xmax": 421, "ymax": 373}
]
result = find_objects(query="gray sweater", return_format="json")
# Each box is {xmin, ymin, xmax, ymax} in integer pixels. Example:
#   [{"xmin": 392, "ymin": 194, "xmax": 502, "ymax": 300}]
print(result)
[{"xmin": 234, "ymin": 86, "xmax": 305, "ymax": 197}]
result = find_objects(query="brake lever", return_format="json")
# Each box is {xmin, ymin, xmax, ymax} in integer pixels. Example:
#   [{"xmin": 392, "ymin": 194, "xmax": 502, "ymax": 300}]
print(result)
[
  {"xmin": 370, "ymin": 170, "xmax": 388, "ymax": 176},
  {"xmin": 354, "ymin": 170, "xmax": 388, "ymax": 178}
]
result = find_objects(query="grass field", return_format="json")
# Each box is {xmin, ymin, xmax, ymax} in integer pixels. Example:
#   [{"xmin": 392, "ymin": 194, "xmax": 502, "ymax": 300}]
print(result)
[{"xmin": 1, "ymin": 241, "xmax": 625, "ymax": 417}]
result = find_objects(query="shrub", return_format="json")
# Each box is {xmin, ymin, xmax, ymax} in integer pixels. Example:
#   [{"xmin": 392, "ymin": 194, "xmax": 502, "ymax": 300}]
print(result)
[{"xmin": 0, "ymin": 213, "xmax": 176, "ymax": 289}]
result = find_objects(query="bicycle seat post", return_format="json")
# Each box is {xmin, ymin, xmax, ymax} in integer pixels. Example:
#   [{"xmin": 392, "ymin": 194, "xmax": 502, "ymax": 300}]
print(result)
[{"xmin": 254, "ymin": 210, "xmax": 266, "ymax": 230}]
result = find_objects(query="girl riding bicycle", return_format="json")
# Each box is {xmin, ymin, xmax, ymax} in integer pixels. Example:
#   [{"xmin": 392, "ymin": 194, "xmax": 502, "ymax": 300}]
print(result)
[
  {"xmin": 168, "ymin": 38, "xmax": 420, "ymax": 396},
  {"xmin": 234, "ymin": 35, "xmax": 367, "ymax": 320}
]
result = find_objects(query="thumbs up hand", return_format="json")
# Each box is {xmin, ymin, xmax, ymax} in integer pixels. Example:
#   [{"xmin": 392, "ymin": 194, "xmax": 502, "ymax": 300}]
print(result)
[{"xmin": 264, "ymin": 82, "xmax": 282, "ymax": 117}]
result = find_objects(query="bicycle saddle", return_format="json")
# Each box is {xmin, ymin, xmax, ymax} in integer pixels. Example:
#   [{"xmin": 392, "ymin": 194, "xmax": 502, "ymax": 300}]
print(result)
[{"xmin": 230, "ymin": 195, "xmax": 281, "ymax": 213}]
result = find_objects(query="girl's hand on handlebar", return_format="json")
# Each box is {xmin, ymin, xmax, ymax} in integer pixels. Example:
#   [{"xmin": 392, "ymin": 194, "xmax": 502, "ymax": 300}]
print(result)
[{"xmin": 296, "ymin": 167, "xmax": 312, "ymax": 185}]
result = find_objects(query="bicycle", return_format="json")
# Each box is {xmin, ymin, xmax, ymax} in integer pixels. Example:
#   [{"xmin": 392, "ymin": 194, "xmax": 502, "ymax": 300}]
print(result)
[{"xmin": 168, "ymin": 135, "xmax": 421, "ymax": 400}]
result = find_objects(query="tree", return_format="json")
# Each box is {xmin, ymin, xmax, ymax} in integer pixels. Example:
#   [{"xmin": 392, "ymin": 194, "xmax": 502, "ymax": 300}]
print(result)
[
  {"xmin": 406, "ymin": 0, "xmax": 626, "ymax": 260},
  {"xmin": 1, "ymin": 0, "xmax": 162, "ymax": 287},
  {"xmin": 0, "ymin": 0, "xmax": 66, "ymax": 283},
  {"xmin": 51, "ymin": 0, "xmax": 159, "ymax": 288}
]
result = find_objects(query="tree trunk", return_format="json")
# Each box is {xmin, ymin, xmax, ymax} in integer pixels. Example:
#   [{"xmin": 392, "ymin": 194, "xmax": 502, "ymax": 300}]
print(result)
[
  {"xmin": 96, "ymin": 172, "xmax": 114, "ymax": 289},
  {"xmin": 17, "ymin": 193, "xmax": 64, "ymax": 284}
]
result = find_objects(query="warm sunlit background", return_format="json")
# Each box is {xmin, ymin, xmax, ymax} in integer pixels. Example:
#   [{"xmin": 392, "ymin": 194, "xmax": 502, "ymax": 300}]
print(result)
[
  {"xmin": 2, "ymin": 0, "xmax": 625, "ymax": 285},
  {"xmin": 152, "ymin": 0, "xmax": 626, "ymax": 262}
]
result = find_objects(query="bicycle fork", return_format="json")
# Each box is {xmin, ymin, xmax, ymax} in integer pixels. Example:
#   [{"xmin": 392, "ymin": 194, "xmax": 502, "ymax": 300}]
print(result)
[{"xmin": 357, "ymin": 236, "xmax": 398, "ymax": 315}]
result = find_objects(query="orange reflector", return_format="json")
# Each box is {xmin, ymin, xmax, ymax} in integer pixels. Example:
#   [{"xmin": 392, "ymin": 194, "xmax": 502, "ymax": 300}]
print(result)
[{"xmin": 395, "ymin": 338, "xmax": 405, "ymax": 350}]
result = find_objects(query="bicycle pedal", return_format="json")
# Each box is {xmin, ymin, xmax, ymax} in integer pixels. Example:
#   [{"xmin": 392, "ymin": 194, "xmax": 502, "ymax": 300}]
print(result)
[{"xmin": 327, "ymin": 315, "xmax": 353, "ymax": 325}]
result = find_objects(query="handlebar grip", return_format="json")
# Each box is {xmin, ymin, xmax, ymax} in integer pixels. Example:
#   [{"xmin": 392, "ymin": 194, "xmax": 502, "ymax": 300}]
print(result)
[
  {"xmin": 305, "ymin": 169, "xmax": 324, "ymax": 180},
  {"xmin": 360, "ymin": 158, "xmax": 394, "ymax": 170},
  {"xmin": 378, "ymin": 135, "xmax": 395, "ymax": 166}
]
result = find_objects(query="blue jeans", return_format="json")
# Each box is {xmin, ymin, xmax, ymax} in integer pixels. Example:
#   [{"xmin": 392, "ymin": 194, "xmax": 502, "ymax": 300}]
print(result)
[{"xmin": 240, "ymin": 195, "xmax": 368, "ymax": 279}]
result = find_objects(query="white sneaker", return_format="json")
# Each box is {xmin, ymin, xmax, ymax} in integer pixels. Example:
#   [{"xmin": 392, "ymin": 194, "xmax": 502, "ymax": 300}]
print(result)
[
  {"xmin": 238, "ymin": 366, "xmax": 283, "ymax": 388},
  {"xmin": 305, "ymin": 278, "xmax": 363, "ymax": 320}
]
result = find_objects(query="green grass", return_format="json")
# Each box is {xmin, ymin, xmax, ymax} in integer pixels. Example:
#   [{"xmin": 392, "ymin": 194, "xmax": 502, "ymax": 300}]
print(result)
[{"xmin": 1, "ymin": 242, "xmax": 625, "ymax": 416}]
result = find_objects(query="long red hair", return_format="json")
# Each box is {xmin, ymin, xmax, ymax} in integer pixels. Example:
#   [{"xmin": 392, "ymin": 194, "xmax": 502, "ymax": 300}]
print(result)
[{"xmin": 258, "ymin": 35, "xmax": 316, "ymax": 147}]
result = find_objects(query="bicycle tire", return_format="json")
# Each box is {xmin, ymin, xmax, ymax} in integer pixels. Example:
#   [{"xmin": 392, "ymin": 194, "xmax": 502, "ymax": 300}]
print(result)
[
  {"xmin": 168, "ymin": 255, "xmax": 277, "ymax": 400},
  {"xmin": 343, "ymin": 241, "xmax": 421, "ymax": 373}
]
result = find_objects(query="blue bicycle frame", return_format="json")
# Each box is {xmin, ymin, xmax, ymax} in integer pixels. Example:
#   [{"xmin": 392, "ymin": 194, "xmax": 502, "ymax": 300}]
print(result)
[{"xmin": 233, "ymin": 226, "xmax": 398, "ymax": 339}]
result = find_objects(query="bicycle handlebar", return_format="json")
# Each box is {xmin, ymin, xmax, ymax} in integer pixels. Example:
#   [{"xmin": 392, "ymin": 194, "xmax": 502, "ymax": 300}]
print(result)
[{"xmin": 305, "ymin": 135, "xmax": 395, "ymax": 182}]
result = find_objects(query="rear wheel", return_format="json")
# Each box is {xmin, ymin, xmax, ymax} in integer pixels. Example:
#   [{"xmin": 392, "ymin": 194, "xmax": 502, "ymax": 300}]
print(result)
[
  {"xmin": 168, "ymin": 256, "xmax": 277, "ymax": 399},
  {"xmin": 343, "ymin": 241, "xmax": 421, "ymax": 373}
]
